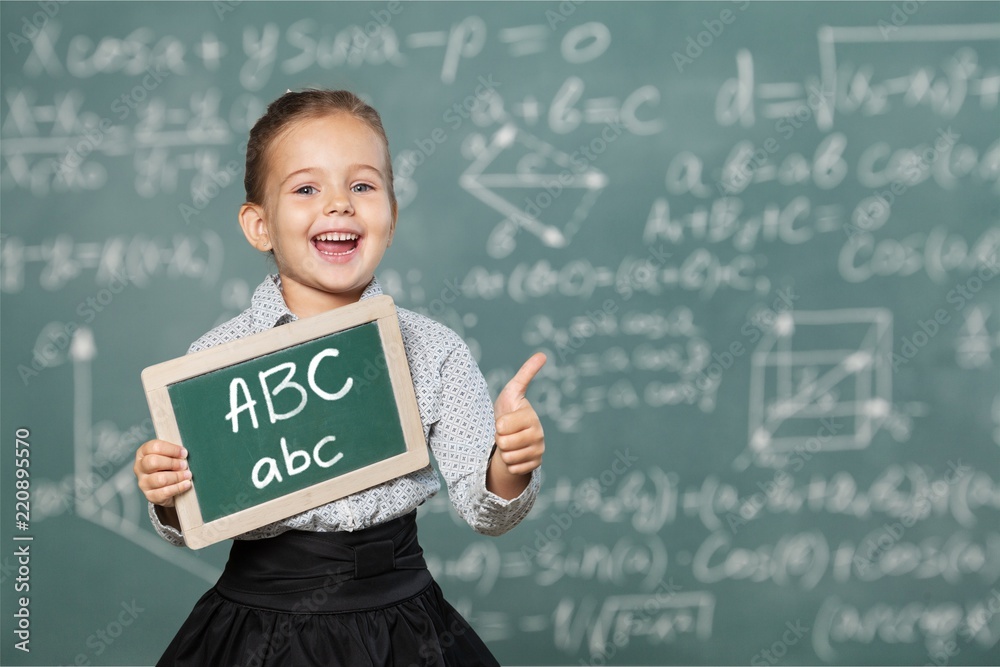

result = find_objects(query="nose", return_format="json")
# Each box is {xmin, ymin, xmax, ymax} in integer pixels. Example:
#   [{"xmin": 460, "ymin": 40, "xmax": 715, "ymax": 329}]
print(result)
[{"xmin": 325, "ymin": 187, "xmax": 354, "ymax": 215}]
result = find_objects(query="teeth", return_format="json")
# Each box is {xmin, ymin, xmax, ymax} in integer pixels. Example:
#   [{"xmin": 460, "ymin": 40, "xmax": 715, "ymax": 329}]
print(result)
[{"xmin": 314, "ymin": 232, "xmax": 359, "ymax": 242}]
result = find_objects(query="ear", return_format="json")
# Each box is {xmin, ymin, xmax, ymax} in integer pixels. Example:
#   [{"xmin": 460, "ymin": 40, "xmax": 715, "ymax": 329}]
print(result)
[{"xmin": 239, "ymin": 202, "xmax": 272, "ymax": 252}]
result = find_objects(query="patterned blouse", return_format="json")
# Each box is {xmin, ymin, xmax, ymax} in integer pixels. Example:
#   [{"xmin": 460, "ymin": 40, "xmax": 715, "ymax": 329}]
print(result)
[{"xmin": 149, "ymin": 274, "xmax": 540, "ymax": 545}]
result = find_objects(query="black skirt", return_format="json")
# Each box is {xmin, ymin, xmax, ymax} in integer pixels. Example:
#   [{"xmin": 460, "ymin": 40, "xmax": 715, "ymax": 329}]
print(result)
[{"xmin": 157, "ymin": 512, "xmax": 500, "ymax": 667}]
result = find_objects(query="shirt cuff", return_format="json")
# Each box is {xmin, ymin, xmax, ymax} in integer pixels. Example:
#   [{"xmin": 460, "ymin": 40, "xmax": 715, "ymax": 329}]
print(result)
[
  {"xmin": 470, "ymin": 451, "xmax": 541, "ymax": 536},
  {"xmin": 147, "ymin": 501, "xmax": 186, "ymax": 547}
]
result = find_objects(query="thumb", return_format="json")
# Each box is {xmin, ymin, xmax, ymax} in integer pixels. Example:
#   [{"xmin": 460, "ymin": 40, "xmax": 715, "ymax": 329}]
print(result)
[{"xmin": 496, "ymin": 352, "xmax": 547, "ymax": 415}]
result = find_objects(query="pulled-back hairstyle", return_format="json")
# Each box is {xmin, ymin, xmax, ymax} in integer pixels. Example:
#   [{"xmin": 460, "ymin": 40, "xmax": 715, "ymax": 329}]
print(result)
[{"xmin": 243, "ymin": 89, "xmax": 396, "ymax": 218}]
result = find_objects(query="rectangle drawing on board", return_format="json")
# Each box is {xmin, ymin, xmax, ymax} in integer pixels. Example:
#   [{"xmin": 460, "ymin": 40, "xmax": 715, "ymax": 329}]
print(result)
[
  {"xmin": 748, "ymin": 309, "xmax": 893, "ymax": 464},
  {"xmin": 140, "ymin": 295, "xmax": 429, "ymax": 549}
]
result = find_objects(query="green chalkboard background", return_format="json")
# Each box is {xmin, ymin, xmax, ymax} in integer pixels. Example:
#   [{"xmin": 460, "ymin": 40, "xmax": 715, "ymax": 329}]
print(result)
[
  {"xmin": 168, "ymin": 321, "xmax": 405, "ymax": 523},
  {"xmin": 1, "ymin": 2, "xmax": 999, "ymax": 666}
]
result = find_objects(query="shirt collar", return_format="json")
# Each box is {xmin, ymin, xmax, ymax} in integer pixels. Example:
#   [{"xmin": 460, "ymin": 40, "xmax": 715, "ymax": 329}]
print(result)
[
  {"xmin": 360, "ymin": 276, "xmax": 383, "ymax": 299},
  {"xmin": 250, "ymin": 274, "xmax": 384, "ymax": 331}
]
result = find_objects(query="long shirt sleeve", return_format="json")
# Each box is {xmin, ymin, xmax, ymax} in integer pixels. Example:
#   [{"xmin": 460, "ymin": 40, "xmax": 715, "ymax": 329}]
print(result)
[{"xmin": 427, "ymin": 336, "xmax": 540, "ymax": 536}]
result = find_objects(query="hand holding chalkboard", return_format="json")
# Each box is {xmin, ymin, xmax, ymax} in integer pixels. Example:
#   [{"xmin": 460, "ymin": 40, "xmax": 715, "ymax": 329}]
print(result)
[{"xmin": 133, "ymin": 440, "xmax": 191, "ymax": 515}]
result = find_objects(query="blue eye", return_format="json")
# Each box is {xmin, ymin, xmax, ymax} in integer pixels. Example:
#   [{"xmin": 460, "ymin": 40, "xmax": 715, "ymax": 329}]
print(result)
[
  {"xmin": 352, "ymin": 183, "xmax": 373, "ymax": 193},
  {"xmin": 295, "ymin": 185, "xmax": 317, "ymax": 195}
]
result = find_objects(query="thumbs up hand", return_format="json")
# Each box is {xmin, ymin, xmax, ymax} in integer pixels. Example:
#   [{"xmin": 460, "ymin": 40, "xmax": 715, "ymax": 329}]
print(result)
[{"xmin": 488, "ymin": 353, "xmax": 547, "ymax": 498}]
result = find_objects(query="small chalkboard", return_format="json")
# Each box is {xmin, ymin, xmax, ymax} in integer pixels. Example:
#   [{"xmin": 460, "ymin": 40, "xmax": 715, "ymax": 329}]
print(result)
[{"xmin": 140, "ymin": 295, "xmax": 429, "ymax": 549}]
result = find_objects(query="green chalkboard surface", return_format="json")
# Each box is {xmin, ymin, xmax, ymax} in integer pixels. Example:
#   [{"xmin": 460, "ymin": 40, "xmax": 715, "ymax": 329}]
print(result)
[
  {"xmin": 2, "ymin": 1, "xmax": 998, "ymax": 665},
  {"xmin": 141, "ymin": 295, "xmax": 429, "ymax": 548},
  {"xmin": 168, "ymin": 322, "xmax": 405, "ymax": 523}
]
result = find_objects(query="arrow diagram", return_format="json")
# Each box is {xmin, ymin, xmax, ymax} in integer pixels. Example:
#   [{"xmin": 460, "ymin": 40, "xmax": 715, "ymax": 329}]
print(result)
[{"xmin": 460, "ymin": 124, "xmax": 607, "ymax": 258}]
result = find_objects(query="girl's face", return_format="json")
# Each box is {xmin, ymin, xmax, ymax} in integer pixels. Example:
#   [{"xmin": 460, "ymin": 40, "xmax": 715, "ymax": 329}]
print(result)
[{"xmin": 239, "ymin": 112, "xmax": 396, "ymax": 317}]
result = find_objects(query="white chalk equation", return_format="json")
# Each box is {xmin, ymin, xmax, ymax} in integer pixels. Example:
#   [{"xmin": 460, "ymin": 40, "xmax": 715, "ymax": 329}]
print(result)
[
  {"xmin": 1, "ymin": 85, "xmax": 236, "ymax": 197},
  {"xmin": 436, "ymin": 587, "xmax": 716, "ymax": 653},
  {"xmin": 419, "ymin": 461, "xmax": 1000, "ymax": 539},
  {"xmin": 812, "ymin": 592, "xmax": 1000, "ymax": 663},
  {"xmin": 9, "ymin": 16, "xmax": 616, "ymax": 85},
  {"xmin": 0, "ymin": 232, "xmax": 224, "ymax": 292},
  {"xmin": 423, "ymin": 533, "xmax": 668, "ymax": 597},
  {"xmin": 719, "ymin": 23, "xmax": 1000, "ymax": 130},
  {"xmin": 551, "ymin": 590, "xmax": 715, "ymax": 658},
  {"xmin": 957, "ymin": 305, "xmax": 1000, "ymax": 370}
]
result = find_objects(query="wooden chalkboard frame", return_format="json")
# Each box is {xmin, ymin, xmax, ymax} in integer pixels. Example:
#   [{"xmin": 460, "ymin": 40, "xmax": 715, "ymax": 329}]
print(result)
[{"xmin": 140, "ymin": 295, "xmax": 429, "ymax": 549}]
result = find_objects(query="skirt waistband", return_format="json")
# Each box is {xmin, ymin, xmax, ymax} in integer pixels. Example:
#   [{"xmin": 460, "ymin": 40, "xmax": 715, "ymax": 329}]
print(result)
[{"xmin": 215, "ymin": 511, "xmax": 432, "ymax": 613}]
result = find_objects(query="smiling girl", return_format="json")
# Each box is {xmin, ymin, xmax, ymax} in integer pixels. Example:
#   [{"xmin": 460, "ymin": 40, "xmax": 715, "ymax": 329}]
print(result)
[{"xmin": 133, "ymin": 89, "xmax": 545, "ymax": 666}]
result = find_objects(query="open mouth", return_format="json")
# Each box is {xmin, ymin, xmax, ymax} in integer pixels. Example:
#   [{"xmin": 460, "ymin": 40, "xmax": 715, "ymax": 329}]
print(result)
[{"xmin": 312, "ymin": 231, "xmax": 360, "ymax": 256}]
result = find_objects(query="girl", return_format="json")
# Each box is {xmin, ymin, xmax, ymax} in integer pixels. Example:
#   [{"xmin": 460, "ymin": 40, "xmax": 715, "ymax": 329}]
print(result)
[{"xmin": 133, "ymin": 89, "xmax": 546, "ymax": 666}]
